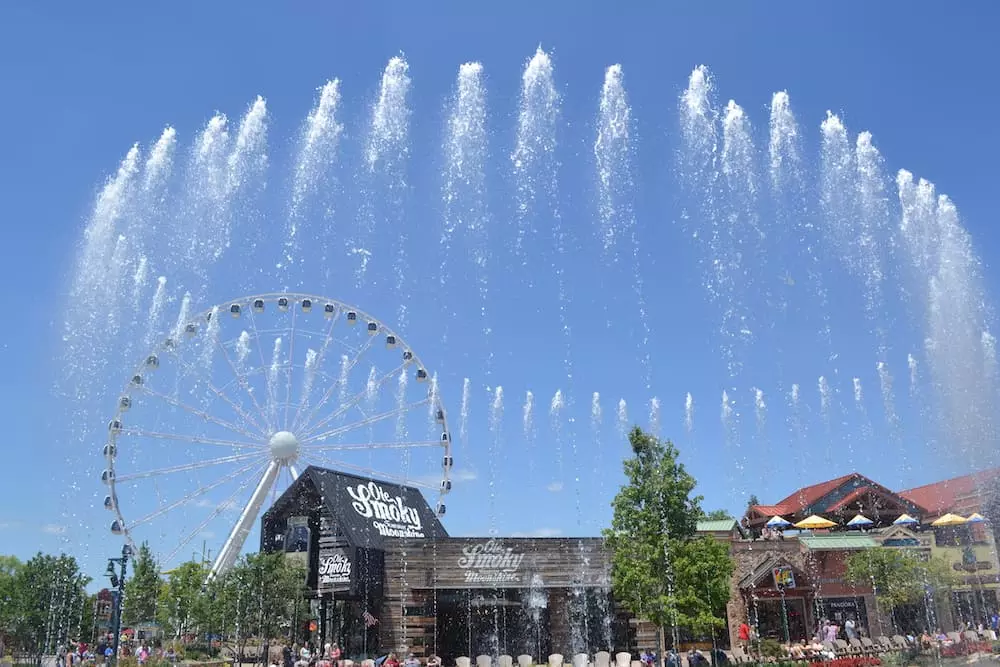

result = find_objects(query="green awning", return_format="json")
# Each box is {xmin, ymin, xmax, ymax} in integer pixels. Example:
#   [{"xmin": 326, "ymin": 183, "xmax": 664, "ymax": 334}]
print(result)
[
  {"xmin": 799, "ymin": 534, "xmax": 878, "ymax": 550},
  {"xmin": 697, "ymin": 519, "xmax": 739, "ymax": 533}
]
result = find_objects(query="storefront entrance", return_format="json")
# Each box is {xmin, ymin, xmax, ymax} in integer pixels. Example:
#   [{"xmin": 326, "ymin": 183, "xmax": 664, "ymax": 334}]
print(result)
[
  {"xmin": 817, "ymin": 597, "xmax": 868, "ymax": 637},
  {"xmin": 435, "ymin": 590, "xmax": 551, "ymax": 663},
  {"xmin": 752, "ymin": 598, "xmax": 808, "ymax": 642}
]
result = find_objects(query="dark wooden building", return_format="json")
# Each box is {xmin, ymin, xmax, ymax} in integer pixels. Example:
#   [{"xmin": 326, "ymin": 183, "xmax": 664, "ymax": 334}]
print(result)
[{"xmin": 261, "ymin": 467, "xmax": 632, "ymax": 662}]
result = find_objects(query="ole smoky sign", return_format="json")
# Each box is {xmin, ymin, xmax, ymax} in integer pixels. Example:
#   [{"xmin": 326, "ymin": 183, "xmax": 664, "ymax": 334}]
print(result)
[{"xmin": 458, "ymin": 539, "xmax": 526, "ymax": 584}]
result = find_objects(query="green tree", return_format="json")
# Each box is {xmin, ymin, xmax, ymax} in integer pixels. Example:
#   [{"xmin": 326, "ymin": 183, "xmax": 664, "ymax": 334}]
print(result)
[
  {"xmin": 158, "ymin": 561, "xmax": 210, "ymax": 639},
  {"xmin": 217, "ymin": 552, "xmax": 307, "ymax": 658},
  {"xmin": 124, "ymin": 543, "xmax": 162, "ymax": 626},
  {"xmin": 604, "ymin": 428, "xmax": 734, "ymax": 663},
  {"xmin": 845, "ymin": 547, "xmax": 959, "ymax": 623},
  {"xmin": 0, "ymin": 556, "xmax": 23, "ymax": 654},
  {"xmin": 702, "ymin": 509, "xmax": 734, "ymax": 521},
  {"xmin": 5, "ymin": 553, "xmax": 89, "ymax": 653}
]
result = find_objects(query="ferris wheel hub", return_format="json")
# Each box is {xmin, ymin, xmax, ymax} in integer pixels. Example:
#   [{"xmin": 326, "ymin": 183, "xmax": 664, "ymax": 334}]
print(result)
[{"xmin": 268, "ymin": 430, "xmax": 300, "ymax": 462}]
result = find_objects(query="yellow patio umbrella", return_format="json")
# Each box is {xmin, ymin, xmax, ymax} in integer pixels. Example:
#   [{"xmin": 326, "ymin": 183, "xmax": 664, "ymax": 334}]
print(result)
[
  {"xmin": 794, "ymin": 514, "xmax": 837, "ymax": 529},
  {"xmin": 966, "ymin": 512, "xmax": 987, "ymax": 523},
  {"xmin": 931, "ymin": 513, "xmax": 968, "ymax": 526}
]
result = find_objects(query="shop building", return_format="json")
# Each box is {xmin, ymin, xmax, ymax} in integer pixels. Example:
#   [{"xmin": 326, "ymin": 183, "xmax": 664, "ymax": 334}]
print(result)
[
  {"xmin": 260, "ymin": 467, "xmax": 632, "ymax": 662},
  {"xmin": 733, "ymin": 470, "xmax": 1000, "ymax": 646}
]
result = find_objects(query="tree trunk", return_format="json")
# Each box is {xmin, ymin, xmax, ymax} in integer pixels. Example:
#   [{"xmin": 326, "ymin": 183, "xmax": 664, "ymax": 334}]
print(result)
[{"xmin": 658, "ymin": 625, "xmax": 666, "ymax": 667}]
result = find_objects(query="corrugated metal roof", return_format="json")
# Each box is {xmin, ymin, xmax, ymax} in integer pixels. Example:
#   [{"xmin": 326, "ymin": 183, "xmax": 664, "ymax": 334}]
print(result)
[
  {"xmin": 697, "ymin": 519, "xmax": 738, "ymax": 532},
  {"xmin": 799, "ymin": 534, "xmax": 878, "ymax": 550}
]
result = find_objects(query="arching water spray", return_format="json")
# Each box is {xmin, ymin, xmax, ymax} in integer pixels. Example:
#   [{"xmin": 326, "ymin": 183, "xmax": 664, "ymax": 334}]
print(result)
[
  {"xmin": 366, "ymin": 57, "xmax": 412, "ymax": 325},
  {"xmin": 648, "ymin": 396, "xmax": 661, "ymax": 437},
  {"xmin": 616, "ymin": 399, "xmax": 628, "ymax": 439},
  {"xmin": 595, "ymin": 64, "xmax": 651, "ymax": 387},
  {"xmin": 684, "ymin": 392, "xmax": 694, "ymax": 435},
  {"xmin": 488, "ymin": 387, "xmax": 503, "ymax": 534},
  {"xmin": 459, "ymin": 377, "xmax": 471, "ymax": 449},
  {"xmin": 851, "ymin": 377, "xmax": 868, "ymax": 466},
  {"xmin": 144, "ymin": 276, "xmax": 168, "ymax": 351},
  {"xmin": 523, "ymin": 390, "xmax": 535, "ymax": 482},
  {"xmin": 442, "ymin": 63, "xmax": 491, "ymax": 360},
  {"xmin": 591, "ymin": 392, "xmax": 603, "ymax": 504},
  {"xmin": 818, "ymin": 375, "xmax": 833, "ymax": 464},
  {"xmin": 286, "ymin": 80, "xmax": 344, "ymax": 285},
  {"xmin": 877, "ymin": 361, "xmax": 906, "ymax": 484},
  {"xmin": 550, "ymin": 389, "xmax": 565, "ymax": 478}
]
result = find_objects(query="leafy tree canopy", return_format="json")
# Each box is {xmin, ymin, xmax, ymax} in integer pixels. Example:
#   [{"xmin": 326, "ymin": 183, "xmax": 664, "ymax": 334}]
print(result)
[
  {"xmin": 702, "ymin": 509, "xmax": 734, "ymax": 521},
  {"xmin": 845, "ymin": 547, "xmax": 959, "ymax": 612},
  {"xmin": 124, "ymin": 543, "xmax": 163, "ymax": 626},
  {"xmin": 604, "ymin": 427, "xmax": 734, "ymax": 643},
  {"xmin": 3, "ymin": 553, "xmax": 89, "ymax": 653},
  {"xmin": 158, "ymin": 561, "xmax": 209, "ymax": 638}
]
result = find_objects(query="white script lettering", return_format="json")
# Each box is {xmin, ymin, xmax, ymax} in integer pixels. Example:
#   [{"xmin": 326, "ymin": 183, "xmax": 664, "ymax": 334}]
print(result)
[{"xmin": 346, "ymin": 481, "xmax": 423, "ymax": 533}]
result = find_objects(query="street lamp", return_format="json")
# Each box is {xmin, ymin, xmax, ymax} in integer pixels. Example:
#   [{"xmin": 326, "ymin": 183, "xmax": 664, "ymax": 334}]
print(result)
[{"xmin": 105, "ymin": 544, "xmax": 132, "ymax": 666}]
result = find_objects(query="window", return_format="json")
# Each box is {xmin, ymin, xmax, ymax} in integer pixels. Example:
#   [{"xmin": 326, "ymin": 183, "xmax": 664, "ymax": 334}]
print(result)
[{"xmin": 285, "ymin": 516, "xmax": 311, "ymax": 553}]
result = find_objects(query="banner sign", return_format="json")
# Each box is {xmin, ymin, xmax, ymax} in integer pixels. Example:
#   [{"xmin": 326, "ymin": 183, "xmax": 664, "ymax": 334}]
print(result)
[
  {"xmin": 308, "ymin": 469, "xmax": 447, "ymax": 548},
  {"xmin": 772, "ymin": 566, "xmax": 796, "ymax": 589},
  {"xmin": 318, "ymin": 549, "xmax": 353, "ymax": 592},
  {"xmin": 458, "ymin": 539, "xmax": 526, "ymax": 584}
]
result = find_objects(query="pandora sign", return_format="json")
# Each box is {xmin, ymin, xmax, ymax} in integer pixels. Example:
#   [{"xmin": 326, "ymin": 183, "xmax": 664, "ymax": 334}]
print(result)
[
  {"xmin": 458, "ymin": 539, "xmax": 525, "ymax": 584},
  {"xmin": 347, "ymin": 481, "xmax": 425, "ymax": 538}
]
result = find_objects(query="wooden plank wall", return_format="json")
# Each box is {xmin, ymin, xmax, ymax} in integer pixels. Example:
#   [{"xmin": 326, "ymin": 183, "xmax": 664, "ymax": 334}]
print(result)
[
  {"xmin": 378, "ymin": 537, "xmax": 613, "ymax": 655},
  {"xmin": 384, "ymin": 537, "xmax": 611, "ymax": 589}
]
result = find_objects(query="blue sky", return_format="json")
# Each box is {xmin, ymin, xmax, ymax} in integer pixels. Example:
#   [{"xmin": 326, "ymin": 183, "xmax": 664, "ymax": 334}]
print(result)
[{"xmin": 1, "ymin": 2, "xmax": 999, "ymax": 579}]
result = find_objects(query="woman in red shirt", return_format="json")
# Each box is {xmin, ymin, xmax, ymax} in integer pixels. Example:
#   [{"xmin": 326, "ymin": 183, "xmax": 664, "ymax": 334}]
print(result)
[{"xmin": 738, "ymin": 622, "xmax": 751, "ymax": 649}]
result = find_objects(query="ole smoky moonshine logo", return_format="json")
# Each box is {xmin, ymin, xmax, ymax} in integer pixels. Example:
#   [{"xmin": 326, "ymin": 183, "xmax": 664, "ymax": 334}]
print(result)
[
  {"xmin": 347, "ymin": 481, "xmax": 425, "ymax": 538},
  {"xmin": 458, "ymin": 539, "xmax": 525, "ymax": 584},
  {"xmin": 318, "ymin": 552, "xmax": 352, "ymax": 586}
]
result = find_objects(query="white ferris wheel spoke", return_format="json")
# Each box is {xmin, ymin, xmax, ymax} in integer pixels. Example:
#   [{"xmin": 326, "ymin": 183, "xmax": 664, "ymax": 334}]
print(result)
[
  {"xmin": 290, "ymin": 310, "xmax": 341, "ymax": 431},
  {"xmin": 119, "ymin": 428, "xmax": 264, "ymax": 451},
  {"xmin": 245, "ymin": 305, "xmax": 279, "ymax": 434},
  {"xmin": 298, "ymin": 360, "xmax": 409, "ymax": 439},
  {"xmin": 282, "ymin": 307, "xmax": 298, "ymax": 430},
  {"xmin": 114, "ymin": 451, "xmax": 265, "ymax": 484},
  {"xmin": 303, "ymin": 452, "xmax": 438, "ymax": 491},
  {"xmin": 161, "ymin": 459, "xmax": 270, "ymax": 566},
  {"xmin": 293, "ymin": 331, "xmax": 380, "ymax": 435},
  {"xmin": 135, "ymin": 385, "xmax": 264, "ymax": 441},
  {"xmin": 162, "ymin": 345, "xmax": 269, "ymax": 435},
  {"xmin": 300, "ymin": 398, "xmax": 431, "ymax": 445},
  {"xmin": 128, "ymin": 457, "xmax": 267, "ymax": 528},
  {"xmin": 306, "ymin": 440, "xmax": 443, "ymax": 452},
  {"xmin": 289, "ymin": 464, "xmax": 300, "ymax": 480},
  {"xmin": 213, "ymin": 331, "xmax": 272, "ymax": 434}
]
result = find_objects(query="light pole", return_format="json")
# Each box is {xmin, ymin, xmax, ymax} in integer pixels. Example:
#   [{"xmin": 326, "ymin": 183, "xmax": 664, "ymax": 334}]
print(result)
[{"xmin": 106, "ymin": 544, "xmax": 132, "ymax": 666}]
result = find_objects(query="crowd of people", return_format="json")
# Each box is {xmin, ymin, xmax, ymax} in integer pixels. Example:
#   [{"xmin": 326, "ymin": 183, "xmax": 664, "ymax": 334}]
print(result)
[
  {"xmin": 272, "ymin": 643, "xmax": 444, "ymax": 667},
  {"xmin": 53, "ymin": 640, "xmax": 180, "ymax": 667}
]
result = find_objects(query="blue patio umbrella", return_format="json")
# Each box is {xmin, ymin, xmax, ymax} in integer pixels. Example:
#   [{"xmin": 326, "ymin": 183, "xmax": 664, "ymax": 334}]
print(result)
[
  {"xmin": 847, "ymin": 513, "xmax": 873, "ymax": 527},
  {"xmin": 966, "ymin": 512, "xmax": 987, "ymax": 523},
  {"xmin": 893, "ymin": 513, "xmax": 918, "ymax": 525},
  {"xmin": 766, "ymin": 516, "xmax": 792, "ymax": 528}
]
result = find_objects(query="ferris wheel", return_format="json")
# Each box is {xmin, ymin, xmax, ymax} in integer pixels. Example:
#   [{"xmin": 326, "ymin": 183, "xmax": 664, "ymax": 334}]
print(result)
[{"xmin": 101, "ymin": 293, "xmax": 453, "ymax": 577}]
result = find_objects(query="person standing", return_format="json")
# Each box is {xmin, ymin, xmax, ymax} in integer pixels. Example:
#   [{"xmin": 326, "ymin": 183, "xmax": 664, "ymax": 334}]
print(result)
[
  {"xmin": 738, "ymin": 621, "xmax": 751, "ymax": 650},
  {"xmin": 845, "ymin": 618, "xmax": 857, "ymax": 641}
]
